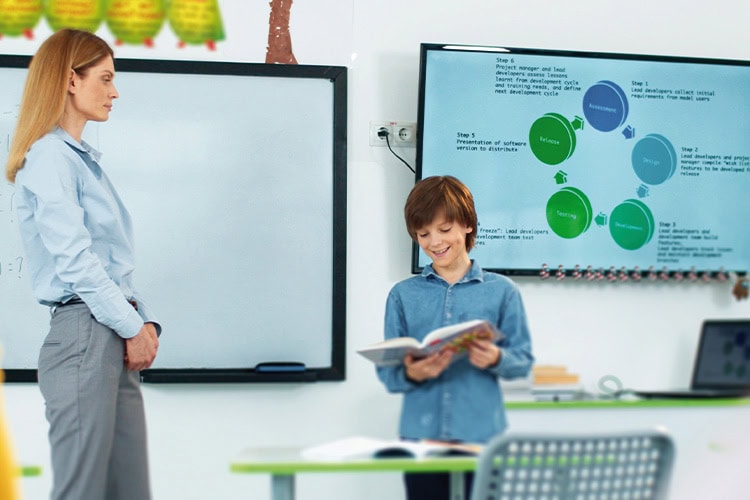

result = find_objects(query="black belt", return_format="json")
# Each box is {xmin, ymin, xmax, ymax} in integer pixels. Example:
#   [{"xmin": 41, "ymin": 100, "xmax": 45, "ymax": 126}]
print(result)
[
  {"xmin": 54, "ymin": 297, "xmax": 138, "ymax": 310},
  {"xmin": 55, "ymin": 297, "xmax": 84, "ymax": 308}
]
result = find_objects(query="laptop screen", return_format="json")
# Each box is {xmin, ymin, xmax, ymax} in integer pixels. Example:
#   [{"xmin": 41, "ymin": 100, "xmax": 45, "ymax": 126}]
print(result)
[{"xmin": 691, "ymin": 320, "xmax": 750, "ymax": 390}]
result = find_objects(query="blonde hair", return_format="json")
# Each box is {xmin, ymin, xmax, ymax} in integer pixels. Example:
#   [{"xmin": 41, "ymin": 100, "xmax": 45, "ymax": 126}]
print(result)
[{"xmin": 5, "ymin": 29, "xmax": 114, "ymax": 183}]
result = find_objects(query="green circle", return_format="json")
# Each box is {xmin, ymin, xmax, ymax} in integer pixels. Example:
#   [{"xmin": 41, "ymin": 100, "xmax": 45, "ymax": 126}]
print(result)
[
  {"xmin": 529, "ymin": 113, "xmax": 576, "ymax": 165},
  {"xmin": 609, "ymin": 200, "xmax": 654, "ymax": 250},
  {"xmin": 546, "ymin": 187, "xmax": 592, "ymax": 239}
]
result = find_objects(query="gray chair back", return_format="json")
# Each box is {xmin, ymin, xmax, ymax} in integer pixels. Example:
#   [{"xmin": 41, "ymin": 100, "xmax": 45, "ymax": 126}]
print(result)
[{"xmin": 470, "ymin": 428, "xmax": 674, "ymax": 500}]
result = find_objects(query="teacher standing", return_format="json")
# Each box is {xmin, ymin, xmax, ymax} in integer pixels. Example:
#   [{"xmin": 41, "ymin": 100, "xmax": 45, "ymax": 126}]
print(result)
[{"xmin": 5, "ymin": 29, "xmax": 160, "ymax": 500}]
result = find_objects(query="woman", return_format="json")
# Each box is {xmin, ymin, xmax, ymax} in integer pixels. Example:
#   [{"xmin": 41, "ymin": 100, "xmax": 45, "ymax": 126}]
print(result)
[
  {"xmin": 5, "ymin": 29, "xmax": 160, "ymax": 500},
  {"xmin": 376, "ymin": 175, "xmax": 534, "ymax": 500}
]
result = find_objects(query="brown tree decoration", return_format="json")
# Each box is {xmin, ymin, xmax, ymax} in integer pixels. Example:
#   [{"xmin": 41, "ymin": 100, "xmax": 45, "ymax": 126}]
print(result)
[{"xmin": 266, "ymin": 0, "xmax": 297, "ymax": 64}]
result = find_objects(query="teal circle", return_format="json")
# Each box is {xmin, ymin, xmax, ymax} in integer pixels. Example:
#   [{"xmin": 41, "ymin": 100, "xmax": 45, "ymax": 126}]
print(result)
[{"xmin": 631, "ymin": 134, "xmax": 677, "ymax": 185}]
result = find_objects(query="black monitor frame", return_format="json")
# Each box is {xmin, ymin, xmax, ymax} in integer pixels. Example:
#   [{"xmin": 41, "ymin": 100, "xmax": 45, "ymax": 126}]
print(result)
[{"xmin": 415, "ymin": 43, "xmax": 750, "ymax": 280}]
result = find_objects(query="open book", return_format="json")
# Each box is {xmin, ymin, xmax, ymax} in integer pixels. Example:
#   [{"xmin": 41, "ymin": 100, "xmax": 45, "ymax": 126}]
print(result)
[
  {"xmin": 301, "ymin": 436, "xmax": 481, "ymax": 461},
  {"xmin": 357, "ymin": 319, "xmax": 501, "ymax": 367}
]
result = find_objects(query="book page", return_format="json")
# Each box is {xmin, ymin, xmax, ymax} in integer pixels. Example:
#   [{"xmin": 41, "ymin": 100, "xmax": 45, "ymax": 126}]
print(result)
[
  {"xmin": 422, "ymin": 319, "xmax": 487, "ymax": 345},
  {"xmin": 361, "ymin": 337, "xmax": 421, "ymax": 350},
  {"xmin": 357, "ymin": 319, "xmax": 502, "ymax": 367},
  {"xmin": 301, "ymin": 436, "xmax": 482, "ymax": 461},
  {"xmin": 301, "ymin": 436, "xmax": 386, "ymax": 461},
  {"xmin": 422, "ymin": 320, "xmax": 500, "ymax": 354}
]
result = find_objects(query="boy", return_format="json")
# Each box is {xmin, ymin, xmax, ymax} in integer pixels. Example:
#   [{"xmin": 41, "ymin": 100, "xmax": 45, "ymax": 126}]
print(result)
[{"xmin": 376, "ymin": 175, "xmax": 533, "ymax": 500}]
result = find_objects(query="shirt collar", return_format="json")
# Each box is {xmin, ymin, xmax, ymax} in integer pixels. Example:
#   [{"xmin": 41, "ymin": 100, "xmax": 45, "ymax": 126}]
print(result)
[
  {"xmin": 52, "ymin": 127, "xmax": 103, "ymax": 163},
  {"xmin": 421, "ymin": 259, "xmax": 484, "ymax": 284}
]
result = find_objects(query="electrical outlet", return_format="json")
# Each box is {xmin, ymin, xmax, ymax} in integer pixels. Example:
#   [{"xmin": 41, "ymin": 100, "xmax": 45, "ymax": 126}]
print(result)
[
  {"xmin": 392, "ymin": 122, "xmax": 417, "ymax": 147},
  {"xmin": 369, "ymin": 121, "xmax": 417, "ymax": 147},
  {"xmin": 369, "ymin": 121, "xmax": 394, "ymax": 147}
]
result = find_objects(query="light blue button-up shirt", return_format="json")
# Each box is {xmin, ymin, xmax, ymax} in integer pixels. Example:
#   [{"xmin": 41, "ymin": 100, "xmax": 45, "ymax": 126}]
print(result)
[
  {"xmin": 14, "ymin": 127, "xmax": 159, "ymax": 339},
  {"xmin": 377, "ymin": 260, "xmax": 533, "ymax": 443}
]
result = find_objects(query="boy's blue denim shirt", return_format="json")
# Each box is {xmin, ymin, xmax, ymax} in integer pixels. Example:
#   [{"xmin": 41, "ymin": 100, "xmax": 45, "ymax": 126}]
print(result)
[{"xmin": 377, "ymin": 260, "xmax": 533, "ymax": 443}]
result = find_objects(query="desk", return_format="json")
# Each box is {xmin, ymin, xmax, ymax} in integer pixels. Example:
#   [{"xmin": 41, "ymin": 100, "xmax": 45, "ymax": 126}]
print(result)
[
  {"xmin": 505, "ymin": 396, "xmax": 750, "ymax": 410},
  {"xmin": 230, "ymin": 447, "xmax": 477, "ymax": 500}
]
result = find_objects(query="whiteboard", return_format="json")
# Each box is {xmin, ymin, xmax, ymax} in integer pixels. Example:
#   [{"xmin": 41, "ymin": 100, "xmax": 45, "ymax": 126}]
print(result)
[{"xmin": 0, "ymin": 57, "xmax": 347, "ymax": 383}]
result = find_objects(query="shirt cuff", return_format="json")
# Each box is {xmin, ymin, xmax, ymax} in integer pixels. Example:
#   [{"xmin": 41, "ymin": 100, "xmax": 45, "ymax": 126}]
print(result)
[{"xmin": 117, "ymin": 307, "xmax": 145, "ymax": 339}]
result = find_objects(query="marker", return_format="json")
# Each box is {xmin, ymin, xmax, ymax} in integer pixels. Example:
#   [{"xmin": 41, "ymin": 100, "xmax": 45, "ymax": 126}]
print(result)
[{"xmin": 255, "ymin": 362, "xmax": 306, "ymax": 373}]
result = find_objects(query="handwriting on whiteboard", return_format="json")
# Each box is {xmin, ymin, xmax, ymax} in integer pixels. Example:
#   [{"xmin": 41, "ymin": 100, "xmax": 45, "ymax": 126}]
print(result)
[{"xmin": 0, "ymin": 256, "xmax": 23, "ymax": 279}]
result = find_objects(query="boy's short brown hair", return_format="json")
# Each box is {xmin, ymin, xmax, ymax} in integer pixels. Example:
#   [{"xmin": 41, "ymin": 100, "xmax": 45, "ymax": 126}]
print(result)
[{"xmin": 404, "ymin": 175, "xmax": 477, "ymax": 251}]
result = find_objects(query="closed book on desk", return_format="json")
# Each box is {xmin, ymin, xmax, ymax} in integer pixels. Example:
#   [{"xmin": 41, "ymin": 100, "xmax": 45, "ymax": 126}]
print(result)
[
  {"xmin": 532, "ymin": 364, "xmax": 581, "ymax": 385},
  {"xmin": 301, "ymin": 436, "xmax": 481, "ymax": 461},
  {"xmin": 357, "ymin": 319, "xmax": 501, "ymax": 367}
]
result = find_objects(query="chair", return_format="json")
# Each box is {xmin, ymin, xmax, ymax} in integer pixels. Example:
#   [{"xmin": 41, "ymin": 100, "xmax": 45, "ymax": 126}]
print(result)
[
  {"xmin": 470, "ymin": 428, "xmax": 675, "ymax": 500},
  {"xmin": 0, "ymin": 367, "xmax": 21, "ymax": 500}
]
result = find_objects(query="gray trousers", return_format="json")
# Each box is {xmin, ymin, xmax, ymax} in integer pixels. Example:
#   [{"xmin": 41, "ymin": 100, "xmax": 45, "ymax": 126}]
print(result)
[{"xmin": 38, "ymin": 303, "xmax": 151, "ymax": 500}]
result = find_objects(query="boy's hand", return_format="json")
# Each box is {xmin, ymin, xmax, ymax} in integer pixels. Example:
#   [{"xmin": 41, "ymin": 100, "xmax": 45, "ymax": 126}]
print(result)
[
  {"xmin": 467, "ymin": 339, "xmax": 501, "ymax": 369},
  {"xmin": 404, "ymin": 351, "xmax": 453, "ymax": 382}
]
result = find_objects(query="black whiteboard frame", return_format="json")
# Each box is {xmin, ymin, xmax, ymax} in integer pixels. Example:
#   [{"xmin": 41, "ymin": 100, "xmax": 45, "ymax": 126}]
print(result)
[
  {"xmin": 1, "ymin": 56, "xmax": 347, "ymax": 384},
  {"xmin": 414, "ymin": 42, "xmax": 750, "ymax": 279}
]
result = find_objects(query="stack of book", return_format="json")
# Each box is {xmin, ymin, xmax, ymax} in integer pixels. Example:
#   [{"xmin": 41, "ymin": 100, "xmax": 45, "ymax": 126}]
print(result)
[{"xmin": 531, "ymin": 365, "xmax": 585, "ymax": 401}]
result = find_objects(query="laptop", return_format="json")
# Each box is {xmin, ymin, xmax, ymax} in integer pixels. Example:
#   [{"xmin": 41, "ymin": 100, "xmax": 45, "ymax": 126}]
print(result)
[{"xmin": 633, "ymin": 319, "xmax": 750, "ymax": 399}]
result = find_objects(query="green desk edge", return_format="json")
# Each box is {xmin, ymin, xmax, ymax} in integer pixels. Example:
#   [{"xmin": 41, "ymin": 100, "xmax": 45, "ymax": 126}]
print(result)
[
  {"xmin": 505, "ymin": 398, "xmax": 750, "ymax": 410},
  {"xmin": 230, "ymin": 456, "xmax": 477, "ymax": 475},
  {"xmin": 19, "ymin": 465, "xmax": 42, "ymax": 477}
]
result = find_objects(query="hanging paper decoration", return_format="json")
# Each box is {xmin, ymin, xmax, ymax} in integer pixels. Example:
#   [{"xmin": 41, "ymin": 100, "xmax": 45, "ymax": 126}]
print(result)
[
  {"xmin": 166, "ymin": 0, "xmax": 224, "ymax": 50},
  {"xmin": 44, "ymin": 0, "xmax": 106, "ymax": 33},
  {"xmin": 105, "ymin": 0, "xmax": 166, "ymax": 47},
  {"xmin": 0, "ymin": 0, "xmax": 43, "ymax": 39}
]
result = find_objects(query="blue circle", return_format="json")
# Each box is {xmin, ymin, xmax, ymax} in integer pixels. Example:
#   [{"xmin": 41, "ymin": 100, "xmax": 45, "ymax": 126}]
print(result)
[
  {"xmin": 582, "ymin": 80, "xmax": 629, "ymax": 132},
  {"xmin": 631, "ymin": 134, "xmax": 677, "ymax": 185}
]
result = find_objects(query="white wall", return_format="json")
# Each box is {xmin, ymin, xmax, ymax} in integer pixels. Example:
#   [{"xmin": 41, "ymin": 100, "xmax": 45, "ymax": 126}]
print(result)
[{"xmin": 5, "ymin": 1, "xmax": 750, "ymax": 499}]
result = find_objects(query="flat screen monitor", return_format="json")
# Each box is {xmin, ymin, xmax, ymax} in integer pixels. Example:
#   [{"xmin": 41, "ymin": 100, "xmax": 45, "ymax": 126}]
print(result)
[{"xmin": 416, "ymin": 43, "xmax": 750, "ymax": 278}]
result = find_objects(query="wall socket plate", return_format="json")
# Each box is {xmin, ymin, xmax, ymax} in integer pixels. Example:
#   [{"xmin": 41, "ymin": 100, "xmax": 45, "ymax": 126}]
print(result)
[{"xmin": 369, "ymin": 121, "xmax": 417, "ymax": 147}]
